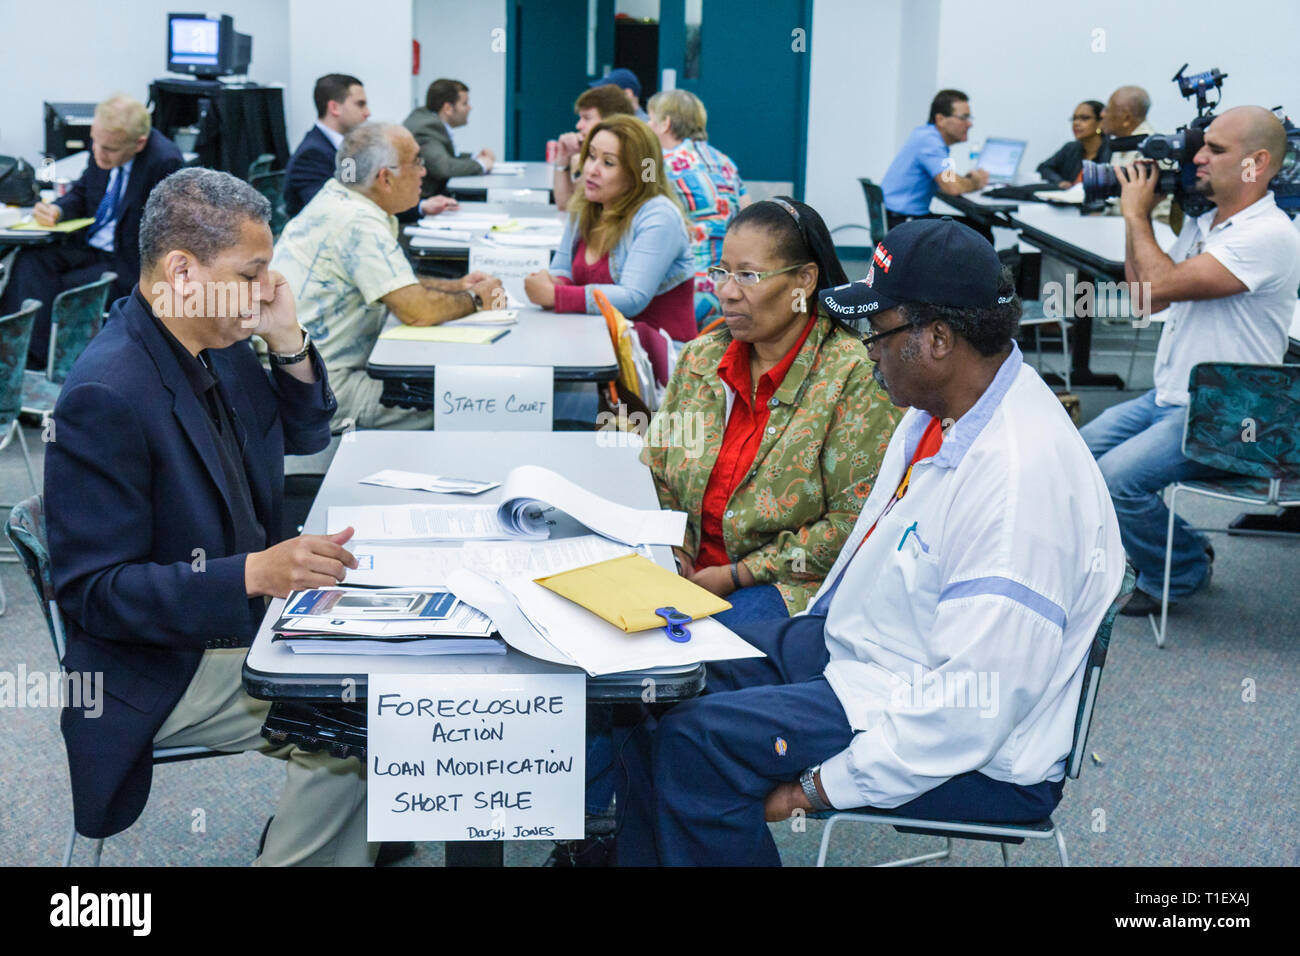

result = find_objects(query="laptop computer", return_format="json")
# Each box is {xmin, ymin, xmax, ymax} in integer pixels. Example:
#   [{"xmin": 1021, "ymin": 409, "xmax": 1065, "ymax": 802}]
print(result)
[{"xmin": 977, "ymin": 137, "xmax": 1028, "ymax": 184}]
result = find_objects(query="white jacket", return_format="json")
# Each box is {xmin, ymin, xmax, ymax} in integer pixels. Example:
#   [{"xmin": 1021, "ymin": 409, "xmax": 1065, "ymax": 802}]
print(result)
[{"xmin": 809, "ymin": 345, "xmax": 1125, "ymax": 811}]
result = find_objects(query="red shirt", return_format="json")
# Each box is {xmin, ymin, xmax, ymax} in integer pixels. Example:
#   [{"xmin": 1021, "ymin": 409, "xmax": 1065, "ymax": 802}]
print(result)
[
  {"xmin": 554, "ymin": 239, "xmax": 696, "ymax": 384},
  {"xmin": 696, "ymin": 315, "xmax": 817, "ymax": 569}
]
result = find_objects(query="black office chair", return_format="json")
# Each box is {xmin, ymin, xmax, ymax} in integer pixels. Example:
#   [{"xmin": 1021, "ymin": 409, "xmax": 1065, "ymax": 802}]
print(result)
[
  {"xmin": 815, "ymin": 563, "xmax": 1135, "ymax": 867},
  {"xmin": 857, "ymin": 178, "xmax": 888, "ymax": 247}
]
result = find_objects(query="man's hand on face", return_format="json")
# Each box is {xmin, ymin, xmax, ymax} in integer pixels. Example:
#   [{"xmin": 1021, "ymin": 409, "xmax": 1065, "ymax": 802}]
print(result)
[
  {"xmin": 247, "ymin": 270, "xmax": 303, "ymax": 353},
  {"xmin": 245, "ymin": 527, "xmax": 360, "ymax": 598},
  {"xmin": 1117, "ymin": 160, "xmax": 1160, "ymax": 220}
]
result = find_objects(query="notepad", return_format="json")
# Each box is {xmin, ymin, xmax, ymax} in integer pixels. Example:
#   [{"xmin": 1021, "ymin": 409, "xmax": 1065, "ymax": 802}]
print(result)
[
  {"xmin": 533, "ymin": 553, "xmax": 731, "ymax": 633},
  {"xmin": 8, "ymin": 217, "xmax": 94, "ymax": 233},
  {"xmin": 379, "ymin": 325, "xmax": 508, "ymax": 344}
]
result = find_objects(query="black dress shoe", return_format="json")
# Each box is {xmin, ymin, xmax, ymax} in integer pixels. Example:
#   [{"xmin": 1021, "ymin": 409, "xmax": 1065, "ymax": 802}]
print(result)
[{"xmin": 1119, "ymin": 589, "xmax": 1162, "ymax": 617}]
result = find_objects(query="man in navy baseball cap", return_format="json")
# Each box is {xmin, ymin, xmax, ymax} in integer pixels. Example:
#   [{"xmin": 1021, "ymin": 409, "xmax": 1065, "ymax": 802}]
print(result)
[
  {"xmin": 591, "ymin": 68, "xmax": 648, "ymax": 120},
  {"xmin": 612, "ymin": 217, "xmax": 1129, "ymax": 868},
  {"xmin": 821, "ymin": 216, "xmax": 1019, "ymax": 408}
]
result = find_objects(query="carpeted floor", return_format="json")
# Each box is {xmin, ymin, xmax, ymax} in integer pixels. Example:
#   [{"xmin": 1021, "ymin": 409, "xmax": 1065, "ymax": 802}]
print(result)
[{"xmin": 2, "ymin": 317, "xmax": 1296, "ymax": 867}]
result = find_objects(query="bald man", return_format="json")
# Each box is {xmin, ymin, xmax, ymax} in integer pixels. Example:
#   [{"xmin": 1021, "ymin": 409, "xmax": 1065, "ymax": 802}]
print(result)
[
  {"xmin": 1098, "ymin": 85, "xmax": 1172, "ymax": 220},
  {"xmin": 1081, "ymin": 106, "xmax": 1300, "ymax": 618}
]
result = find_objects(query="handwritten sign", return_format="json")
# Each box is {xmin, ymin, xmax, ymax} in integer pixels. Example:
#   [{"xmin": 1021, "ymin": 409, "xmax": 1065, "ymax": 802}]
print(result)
[
  {"xmin": 367, "ymin": 673, "xmax": 585, "ymax": 842},
  {"xmin": 470, "ymin": 241, "xmax": 553, "ymax": 308},
  {"xmin": 435, "ymin": 364, "xmax": 553, "ymax": 431}
]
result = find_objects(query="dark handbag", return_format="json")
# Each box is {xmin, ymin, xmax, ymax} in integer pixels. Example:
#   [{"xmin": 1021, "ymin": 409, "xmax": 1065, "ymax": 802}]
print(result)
[{"xmin": 0, "ymin": 156, "xmax": 41, "ymax": 206}]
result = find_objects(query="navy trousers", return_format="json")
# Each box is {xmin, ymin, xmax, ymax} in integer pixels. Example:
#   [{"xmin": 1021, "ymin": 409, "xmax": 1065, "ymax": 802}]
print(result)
[
  {"xmin": 0, "ymin": 242, "xmax": 117, "ymax": 367},
  {"xmin": 614, "ymin": 614, "xmax": 1064, "ymax": 866}
]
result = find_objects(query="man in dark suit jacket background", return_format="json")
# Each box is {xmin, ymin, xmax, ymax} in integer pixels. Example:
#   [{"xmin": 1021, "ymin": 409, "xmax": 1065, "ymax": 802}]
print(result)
[
  {"xmin": 0, "ymin": 94, "xmax": 182, "ymax": 367},
  {"xmin": 285, "ymin": 73, "xmax": 456, "ymax": 222},
  {"xmin": 404, "ymin": 78, "xmax": 495, "ymax": 198},
  {"xmin": 283, "ymin": 73, "xmax": 370, "ymax": 218},
  {"xmin": 46, "ymin": 167, "xmax": 375, "ymax": 865}
]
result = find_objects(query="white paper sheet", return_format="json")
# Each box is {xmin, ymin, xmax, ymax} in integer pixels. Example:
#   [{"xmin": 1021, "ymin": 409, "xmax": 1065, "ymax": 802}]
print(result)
[
  {"xmin": 328, "ymin": 503, "xmax": 547, "ymax": 542},
  {"xmin": 359, "ymin": 469, "xmax": 501, "ymax": 495},
  {"xmin": 344, "ymin": 535, "xmax": 641, "ymax": 588},
  {"xmin": 498, "ymin": 465, "xmax": 687, "ymax": 547},
  {"xmin": 446, "ymin": 570, "xmax": 765, "ymax": 677}
]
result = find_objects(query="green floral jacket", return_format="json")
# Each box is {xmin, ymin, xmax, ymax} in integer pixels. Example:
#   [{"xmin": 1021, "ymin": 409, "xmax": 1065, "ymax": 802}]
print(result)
[{"xmin": 641, "ymin": 313, "xmax": 899, "ymax": 614}]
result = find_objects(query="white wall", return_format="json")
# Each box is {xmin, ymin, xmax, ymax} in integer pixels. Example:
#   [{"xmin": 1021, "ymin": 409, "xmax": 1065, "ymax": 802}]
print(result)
[
  {"xmin": 286, "ymin": 0, "xmax": 413, "ymax": 146},
  {"xmin": 412, "ymin": 0, "xmax": 507, "ymax": 160},
  {"xmin": 0, "ymin": 0, "xmax": 289, "ymax": 164},
  {"xmin": 804, "ymin": 0, "xmax": 907, "ymax": 245},
  {"xmin": 805, "ymin": 0, "xmax": 1300, "ymax": 246},
  {"xmin": 935, "ymin": 0, "xmax": 1300, "ymax": 185}
]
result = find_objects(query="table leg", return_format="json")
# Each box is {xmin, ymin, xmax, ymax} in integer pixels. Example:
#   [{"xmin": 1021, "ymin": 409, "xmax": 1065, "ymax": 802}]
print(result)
[{"xmin": 445, "ymin": 841, "xmax": 505, "ymax": 866}]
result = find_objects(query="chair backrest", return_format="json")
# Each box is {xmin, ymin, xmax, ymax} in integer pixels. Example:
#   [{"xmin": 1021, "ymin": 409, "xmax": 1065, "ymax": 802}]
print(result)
[
  {"xmin": 47, "ymin": 273, "xmax": 116, "ymax": 383},
  {"xmin": 857, "ymin": 177, "xmax": 888, "ymax": 247},
  {"xmin": 1, "ymin": 298, "xmax": 41, "ymax": 424},
  {"xmin": 1066, "ymin": 563, "xmax": 1136, "ymax": 780},
  {"xmin": 247, "ymin": 152, "xmax": 276, "ymax": 181},
  {"xmin": 249, "ymin": 170, "xmax": 288, "ymax": 237},
  {"xmin": 592, "ymin": 288, "xmax": 654, "ymax": 419},
  {"xmin": 3, "ymin": 494, "xmax": 65, "ymax": 660},
  {"xmin": 1183, "ymin": 362, "xmax": 1300, "ymax": 481}
]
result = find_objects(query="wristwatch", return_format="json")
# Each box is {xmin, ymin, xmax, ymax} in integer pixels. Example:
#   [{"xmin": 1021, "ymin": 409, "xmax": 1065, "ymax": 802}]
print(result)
[
  {"xmin": 800, "ymin": 765, "xmax": 832, "ymax": 812},
  {"xmin": 464, "ymin": 288, "xmax": 483, "ymax": 312},
  {"xmin": 269, "ymin": 328, "xmax": 311, "ymax": 365}
]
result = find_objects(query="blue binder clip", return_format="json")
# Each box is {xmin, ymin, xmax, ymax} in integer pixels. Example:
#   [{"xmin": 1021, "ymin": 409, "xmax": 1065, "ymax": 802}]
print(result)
[{"xmin": 655, "ymin": 606, "xmax": 692, "ymax": 643}]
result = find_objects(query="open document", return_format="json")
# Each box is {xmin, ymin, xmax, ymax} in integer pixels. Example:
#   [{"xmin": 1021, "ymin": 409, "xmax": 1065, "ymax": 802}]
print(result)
[
  {"xmin": 446, "ymin": 569, "xmax": 764, "ymax": 677},
  {"xmin": 330, "ymin": 465, "xmax": 686, "ymax": 548},
  {"xmin": 343, "ymin": 535, "xmax": 643, "ymax": 588}
]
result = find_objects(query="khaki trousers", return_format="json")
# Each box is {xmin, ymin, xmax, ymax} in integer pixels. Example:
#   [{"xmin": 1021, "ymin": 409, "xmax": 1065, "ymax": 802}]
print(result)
[{"xmin": 153, "ymin": 648, "xmax": 377, "ymax": 866}]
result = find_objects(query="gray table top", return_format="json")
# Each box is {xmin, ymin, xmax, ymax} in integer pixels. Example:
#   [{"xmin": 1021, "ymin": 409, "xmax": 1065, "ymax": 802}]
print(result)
[
  {"xmin": 365, "ymin": 307, "xmax": 616, "ymax": 381},
  {"xmin": 1009, "ymin": 203, "xmax": 1176, "ymax": 267},
  {"xmin": 243, "ymin": 431, "xmax": 693, "ymax": 697},
  {"xmin": 447, "ymin": 161, "xmax": 555, "ymax": 195}
]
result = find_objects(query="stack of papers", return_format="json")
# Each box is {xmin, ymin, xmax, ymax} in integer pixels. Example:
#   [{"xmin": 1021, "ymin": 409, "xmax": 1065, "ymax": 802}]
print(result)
[
  {"xmin": 359, "ymin": 470, "xmax": 500, "ymax": 495},
  {"xmin": 378, "ymin": 325, "xmax": 508, "ymax": 344},
  {"xmin": 488, "ymin": 162, "xmax": 528, "ymax": 175},
  {"xmin": 446, "ymin": 569, "xmax": 764, "ymax": 677},
  {"xmin": 272, "ymin": 587, "xmax": 502, "ymax": 656},
  {"xmin": 447, "ymin": 309, "xmax": 518, "ymax": 327},
  {"xmin": 6, "ymin": 216, "xmax": 94, "ymax": 234},
  {"xmin": 344, "ymin": 535, "xmax": 643, "ymax": 589},
  {"xmin": 330, "ymin": 465, "xmax": 687, "ymax": 549},
  {"xmin": 329, "ymin": 502, "xmax": 549, "ymax": 542}
]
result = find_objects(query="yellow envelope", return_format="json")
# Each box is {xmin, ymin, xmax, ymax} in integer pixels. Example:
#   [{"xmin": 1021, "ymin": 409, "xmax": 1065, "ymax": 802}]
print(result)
[
  {"xmin": 534, "ymin": 553, "xmax": 731, "ymax": 633},
  {"xmin": 379, "ymin": 325, "xmax": 507, "ymax": 344}
]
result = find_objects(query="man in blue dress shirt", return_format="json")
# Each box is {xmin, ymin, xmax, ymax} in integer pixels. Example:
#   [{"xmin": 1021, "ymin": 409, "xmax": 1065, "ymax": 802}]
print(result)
[{"xmin": 881, "ymin": 89, "xmax": 990, "ymax": 231}]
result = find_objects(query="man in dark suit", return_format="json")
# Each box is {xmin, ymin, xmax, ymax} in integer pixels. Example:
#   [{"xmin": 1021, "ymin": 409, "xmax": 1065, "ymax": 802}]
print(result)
[
  {"xmin": 285, "ymin": 73, "xmax": 454, "ymax": 222},
  {"xmin": 0, "ymin": 94, "xmax": 182, "ymax": 367},
  {"xmin": 46, "ymin": 167, "xmax": 374, "ymax": 865},
  {"xmin": 283, "ymin": 74, "xmax": 370, "ymax": 218},
  {"xmin": 404, "ymin": 78, "xmax": 495, "ymax": 198}
]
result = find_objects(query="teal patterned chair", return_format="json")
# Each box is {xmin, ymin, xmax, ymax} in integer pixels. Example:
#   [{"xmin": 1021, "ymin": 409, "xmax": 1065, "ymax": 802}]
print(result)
[
  {"xmin": 815, "ymin": 565, "xmax": 1135, "ymax": 867},
  {"xmin": 1151, "ymin": 362, "xmax": 1300, "ymax": 647},
  {"xmin": 1, "ymin": 298, "xmax": 41, "ymax": 616},
  {"xmin": 5, "ymin": 495, "xmax": 230, "ymax": 865},
  {"xmin": 250, "ymin": 169, "xmax": 288, "ymax": 238},
  {"xmin": 21, "ymin": 272, "xmax": 116, "ymax": 421}
]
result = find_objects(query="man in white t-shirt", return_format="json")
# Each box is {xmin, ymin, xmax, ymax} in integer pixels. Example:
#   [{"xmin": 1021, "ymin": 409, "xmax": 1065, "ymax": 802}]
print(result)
[{"xmin": 1081, "ymin": 106, "xmax": 1300, "ymax": 616}]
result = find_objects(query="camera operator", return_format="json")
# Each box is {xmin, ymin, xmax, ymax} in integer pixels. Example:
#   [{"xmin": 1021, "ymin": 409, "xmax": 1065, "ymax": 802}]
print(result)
[{"xmin": 1081, "ymin": 105, "xmax": 1300, "ymax": 618}]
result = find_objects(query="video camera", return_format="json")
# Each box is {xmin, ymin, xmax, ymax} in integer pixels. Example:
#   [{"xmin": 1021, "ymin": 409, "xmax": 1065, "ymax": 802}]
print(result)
[{"xmin": 1081, "ymin": 65, "xmax": 1300, "ymax": 216}]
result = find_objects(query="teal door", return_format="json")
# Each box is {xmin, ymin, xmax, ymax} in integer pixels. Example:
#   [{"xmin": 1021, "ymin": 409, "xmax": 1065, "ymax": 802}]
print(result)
[
  {"xmin": 658, "ymin": 0, "xmax": 812, "ymax": 195},
  {"xmin": 505, "ymin": 0, "xmax": 616, "ymax": 162}
]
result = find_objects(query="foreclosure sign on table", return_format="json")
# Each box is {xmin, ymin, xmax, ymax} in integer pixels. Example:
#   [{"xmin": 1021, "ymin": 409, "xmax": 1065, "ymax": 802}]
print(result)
[{"xmin": 366, "ymin": 673, "xmax": 585, "ymax": 842}]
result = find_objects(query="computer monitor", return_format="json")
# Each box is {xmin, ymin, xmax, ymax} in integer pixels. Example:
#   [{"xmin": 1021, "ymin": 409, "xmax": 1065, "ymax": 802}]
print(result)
[
  {"xmin": 167, "ymin": 13, "xmax": 252, "ymax": 79},
  {"xmin": 977, "ymin": 138, "xmax": 1028, "ymax": 184}
]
